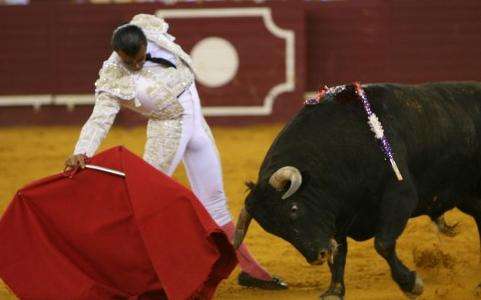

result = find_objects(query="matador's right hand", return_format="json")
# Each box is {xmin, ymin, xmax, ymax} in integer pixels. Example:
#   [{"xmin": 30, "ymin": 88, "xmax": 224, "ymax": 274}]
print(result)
[{"xmin": 64, "ymin": 154, "xmax": 88, "ymax": 171}]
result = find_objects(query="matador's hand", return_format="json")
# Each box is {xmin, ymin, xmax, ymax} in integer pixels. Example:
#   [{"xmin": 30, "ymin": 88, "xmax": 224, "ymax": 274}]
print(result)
[{"xmin": 64, "ymin": 154, "xmax": 87, "ymax": 171}]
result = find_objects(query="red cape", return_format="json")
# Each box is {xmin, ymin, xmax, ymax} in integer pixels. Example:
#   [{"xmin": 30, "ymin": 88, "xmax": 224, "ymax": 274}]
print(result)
[{"xmin": 0, "ymin": 146, "xmax": 237, "ymax": 300}]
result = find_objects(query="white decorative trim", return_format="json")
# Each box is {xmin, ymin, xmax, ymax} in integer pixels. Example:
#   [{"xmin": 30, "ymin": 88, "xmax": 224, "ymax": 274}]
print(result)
[
  {"xmin": 0, "ymin": 94, "xmax": 267, "ymax": 116},
  {"xmin": 157, "ymin": 7, "xmax": 295, "ymax": 116},
  {"xmin": 202, "ymin": 105, "xmax": 270, "ymax": 116},
  {"xmin": 0, "ymin": 95, "xmax": 51, "ymax": 105},
  {"xmin": 0, "ymin": 94, "xmax": 261, "ymax": 116},
  {"xmin": 0, "ymin": 95, "xmax": 96, "ymax": 112},
  {"xmin": 0, "ymin": 95, "xmax": 51, "ymax": 111},
  {"xmin": 53, "ymin": 95, "xmax": 95, "ymax": 105},
  {"xmin": 53, "ymin": 95, "xmax": 95, "ymax": 111}
]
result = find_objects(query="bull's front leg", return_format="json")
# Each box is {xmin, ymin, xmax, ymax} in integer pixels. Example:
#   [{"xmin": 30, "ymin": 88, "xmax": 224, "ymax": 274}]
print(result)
[
  {"xmin": 374, "ymin": 176, "xmax": 423, "ymax": 298},
  {"xmin": 374, "ymin": 239, "xmax": 423, "ymax": 298},
  {"xmin": 320, "ymin": 237, "xmax": 347, "ymax": 300}
]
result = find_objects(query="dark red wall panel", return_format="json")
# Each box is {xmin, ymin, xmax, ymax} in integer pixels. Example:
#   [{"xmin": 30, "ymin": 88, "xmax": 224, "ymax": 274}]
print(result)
[
  {"xmin": 0, "ymin": 6, "xmax": 55, "ymax": 94},
  {"xmin": 388, "ymin": 0, "xmax": 481, "ymax": 83},
  {"xmin": 305, "ymin": 0, "xmax": 481, "ymax": 90},
  {"xmin": 305, "ymin": 0, "xmax": 391, "ymax": 88}
]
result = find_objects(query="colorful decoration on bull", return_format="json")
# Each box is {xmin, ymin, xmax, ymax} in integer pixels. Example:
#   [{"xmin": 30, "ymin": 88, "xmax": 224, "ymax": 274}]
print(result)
[
  {"xmin": 306, "ymin": 82, "xmax": 403, "ymax": 181},
  {"xmin": 304, "ymin": 85, "xmax": 329, "ymax": 105},
  {"xmin": 353, "ymin": 82, "xmax": 403, "ymax": 181}
]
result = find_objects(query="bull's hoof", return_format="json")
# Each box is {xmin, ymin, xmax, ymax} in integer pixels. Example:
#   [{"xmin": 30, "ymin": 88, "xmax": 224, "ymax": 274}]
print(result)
[
  {"xmin": 320, "ymin": 294, "xmax": 343, "ymax": 300},
  {"xmin": 435, "ymin": 216, "xmax": 459, "ymax": 237},
  {"xmin": 320, "ymin": 283, "xmax": 344, "ymax": 300},
  {"xmin": 403, "ymin": 274, "xmax": 424, "ymax": 299}
]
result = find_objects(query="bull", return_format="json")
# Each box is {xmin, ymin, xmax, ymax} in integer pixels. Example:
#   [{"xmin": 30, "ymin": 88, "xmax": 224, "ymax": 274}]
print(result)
[{"xmin": 233, "ymin": 82, "xmax": 481, "ymax": 299}]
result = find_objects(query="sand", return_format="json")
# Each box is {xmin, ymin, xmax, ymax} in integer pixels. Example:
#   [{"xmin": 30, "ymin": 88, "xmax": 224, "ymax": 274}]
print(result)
[{"xmin": 1, "ymin": 125, "xmax": 481, "ymax": 300}]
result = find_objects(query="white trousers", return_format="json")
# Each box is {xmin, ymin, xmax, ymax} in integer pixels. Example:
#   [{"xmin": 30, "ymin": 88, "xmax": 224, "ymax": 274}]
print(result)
[{"xmin": 143, "ymin": 83, "xmax": 232, "ymax": 226}]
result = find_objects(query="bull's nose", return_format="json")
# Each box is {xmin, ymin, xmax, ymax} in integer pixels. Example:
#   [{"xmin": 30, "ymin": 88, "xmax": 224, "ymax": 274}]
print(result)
[{"xmin": 319, "ymin": 249, "xmax": 328, "ymax": 260}]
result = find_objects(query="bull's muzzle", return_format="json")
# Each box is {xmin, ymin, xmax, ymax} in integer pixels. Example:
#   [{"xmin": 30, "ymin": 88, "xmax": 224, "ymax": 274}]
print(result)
[
  {"xmin": 308, "ymin": 239, "xmax": 339, "ymax": 265},
  {"xmin": 232, "ymin": 207, "xmax": 252, "ymax": 249}
]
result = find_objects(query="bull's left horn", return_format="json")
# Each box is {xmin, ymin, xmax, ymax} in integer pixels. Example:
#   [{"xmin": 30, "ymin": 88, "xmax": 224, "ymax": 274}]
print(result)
[
  {"xmin": 269, "ymin": 166, "xmax": 302, "ymax": 200},
  {"xmin": 232, "ymin": 207, "xmax": 252, "ymax": 249}
]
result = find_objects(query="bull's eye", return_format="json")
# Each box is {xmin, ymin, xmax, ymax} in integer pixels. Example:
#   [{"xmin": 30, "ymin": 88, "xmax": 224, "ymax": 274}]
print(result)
[
  {"xmin": 289, "ymin": 203, "xmax": 299, "ymax": 220},
  {"xmin": 291, "ymin": 203, "xmax": 299, "ymax": 213}
]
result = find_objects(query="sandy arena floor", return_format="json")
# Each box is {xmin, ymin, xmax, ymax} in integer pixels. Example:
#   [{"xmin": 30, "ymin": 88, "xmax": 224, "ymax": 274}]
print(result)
[{"xmin": 1, "ymin": 125, "xmax": 481, "ymax": 300}]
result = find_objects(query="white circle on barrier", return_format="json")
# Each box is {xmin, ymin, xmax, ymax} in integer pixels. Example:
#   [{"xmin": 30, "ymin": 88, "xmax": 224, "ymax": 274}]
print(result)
[{"xmin": 191, "ymin": 37, "xmax": 239, "ymax": 88}]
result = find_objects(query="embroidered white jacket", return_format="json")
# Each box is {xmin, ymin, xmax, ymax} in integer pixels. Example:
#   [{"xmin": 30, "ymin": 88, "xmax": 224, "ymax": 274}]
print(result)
[{"xmin": 74, "ymin": 14, "xmax": 194, "ymax": 157}]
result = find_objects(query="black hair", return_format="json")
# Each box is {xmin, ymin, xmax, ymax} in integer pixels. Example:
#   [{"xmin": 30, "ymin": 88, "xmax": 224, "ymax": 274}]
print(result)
[{"xmin": 111, "ymin": 24, "xmax": 147, "ymax": 56}]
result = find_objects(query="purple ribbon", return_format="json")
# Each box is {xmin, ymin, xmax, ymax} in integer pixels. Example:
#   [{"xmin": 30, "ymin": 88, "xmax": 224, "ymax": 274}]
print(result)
[{"xmin": 354, "ymin": 82, "xmax": 403, "ymax": 181}]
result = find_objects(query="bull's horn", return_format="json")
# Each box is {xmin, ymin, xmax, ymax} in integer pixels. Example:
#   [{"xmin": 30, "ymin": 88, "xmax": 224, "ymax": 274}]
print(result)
[
  {"xmin": 269, "ymin": 166, "xmax": 302, "ymax": 200},
  {"xmin": 232, "ymin": 207, "xmax": 252, "ymax": 250}
]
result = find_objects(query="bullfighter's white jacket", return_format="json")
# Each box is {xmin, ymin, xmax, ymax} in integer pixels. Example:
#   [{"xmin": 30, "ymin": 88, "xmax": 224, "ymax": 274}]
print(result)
[{"xmin": 74, "ymin": 14, "xmax": 195, "ymax": 159}]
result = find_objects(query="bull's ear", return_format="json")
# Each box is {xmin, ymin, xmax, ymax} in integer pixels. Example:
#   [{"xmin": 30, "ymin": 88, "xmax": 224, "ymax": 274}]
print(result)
[
  {"xmin": 244, "ymin": 181, "xmax": 262, "ymax": 207},
  {"xmin": 244, "ymin": 181, "xmax": 257, "ymax": 193},
  {"xmin": 245, "ymin": 192, "xmax": 258, "ymax": 210}
]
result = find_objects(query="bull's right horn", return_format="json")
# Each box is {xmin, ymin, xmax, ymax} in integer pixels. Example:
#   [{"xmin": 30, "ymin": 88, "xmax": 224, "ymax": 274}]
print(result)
[
  {"xmin": 232, "ymin": 207, "xmax": 252, "ymax": 249},
  {"xmin": 269, "ymin": 166, "xmax": 302, "ymax": 200}
]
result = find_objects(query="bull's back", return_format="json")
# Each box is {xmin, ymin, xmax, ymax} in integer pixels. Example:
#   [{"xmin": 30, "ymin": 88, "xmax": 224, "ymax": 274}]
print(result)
[
  {"xmin": 368, "ymin": 82, "xmax": 481, "ymax": 203},
  {"xmin": 368, "ymin": 82, "xmax": 481, "ymax": 141},
  {"xmin": 263, "ymin": 82, "xmax": 481, "ymax": 185}
]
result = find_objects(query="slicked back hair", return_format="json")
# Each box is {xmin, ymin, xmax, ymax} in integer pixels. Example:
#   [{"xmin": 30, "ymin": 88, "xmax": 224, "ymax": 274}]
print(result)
[{"xmin": 111, "ymin": 24, "xmax": 147, "ymax": 56}]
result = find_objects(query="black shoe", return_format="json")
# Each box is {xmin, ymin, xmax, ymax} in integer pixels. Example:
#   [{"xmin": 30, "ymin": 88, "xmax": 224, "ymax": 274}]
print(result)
[{"xmin": 237, "ymin": 271, "xmax": 288, "ymax": 290}]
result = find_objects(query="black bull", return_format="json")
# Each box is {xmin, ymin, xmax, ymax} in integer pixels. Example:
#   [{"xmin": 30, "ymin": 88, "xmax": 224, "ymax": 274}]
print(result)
[{"xmin": 233, "ymin": 82, "xmax": 481, "ymax": 299}]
